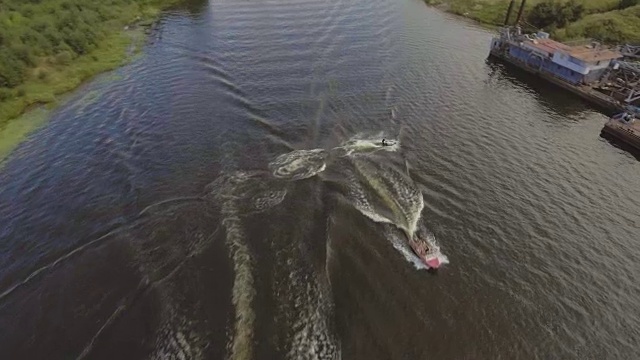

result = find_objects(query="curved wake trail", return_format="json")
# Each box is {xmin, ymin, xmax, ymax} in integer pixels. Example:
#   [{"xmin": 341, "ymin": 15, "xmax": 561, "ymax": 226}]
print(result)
[
  {"xmin": 326, "ymin": 133, "xmax": 449, "ymax": 269},
  {"xmin": 348, "ymin": 159, "xmax": 449, "ymax": 268},
  {"xmin": 351, "ymin": 157, "xmax": 423, "ymax": 237},
  {"xmin": 269, "ymin": 149, "xmax": 328, "ymax": 180}
]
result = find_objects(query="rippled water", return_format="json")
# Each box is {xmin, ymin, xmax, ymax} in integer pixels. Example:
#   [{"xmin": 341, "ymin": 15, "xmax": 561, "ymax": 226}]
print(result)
[{"xmin": 1, "ymin": 0, "xmax": 639, "ymax": 358}]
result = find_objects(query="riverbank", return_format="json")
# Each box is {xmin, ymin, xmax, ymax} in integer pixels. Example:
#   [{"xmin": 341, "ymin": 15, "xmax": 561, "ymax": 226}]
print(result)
[
  {"xmin": 0, "ymin": 0, "xmax": 186, "ymax": 162},
  {"xmin": 423, "ymin": 0, "xmax": 640, "ymax": 44}
]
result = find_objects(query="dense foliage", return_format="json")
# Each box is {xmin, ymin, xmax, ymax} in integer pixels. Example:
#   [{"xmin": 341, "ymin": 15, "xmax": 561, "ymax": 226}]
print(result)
[
  {"xmin": 555, "ymin": 4, "xmax": 640, "ymax": 43},
  {"xmin": 0, "ymin": 0, "xmax": 160, "ymax": 89},
  {"xmin": 527, "ymin": 0, "xmax": 585, "ymax": 30},
  {"xmin": 619, "ymin": 0, "xmax": 640, "ymax": 9}
]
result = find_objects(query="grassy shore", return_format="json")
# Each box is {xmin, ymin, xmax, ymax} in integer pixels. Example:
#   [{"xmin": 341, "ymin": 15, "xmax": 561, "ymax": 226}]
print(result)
[
  {"xmin": 0, "ymin": 31, "xmax": 140, "ymax": 163},
  {"xmin": 424, "ymin": 0, "xmax": 640, "ymax": 43},
  {"xmin": 555, "ymin": 4, "xmax": 640, "ymax": 43},
  {"xmin": 0, "ymin": 30, "xmax": 142, "ymax": 124},
  {"xmin": 0, "ymin": 0, "xmax": 185, "ymax": 162}
]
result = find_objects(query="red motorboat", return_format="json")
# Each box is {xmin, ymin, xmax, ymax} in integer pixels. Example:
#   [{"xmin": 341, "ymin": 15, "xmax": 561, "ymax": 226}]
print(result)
[{"xmin": 408, "ymin": 237, "xmax": 441, "ymax": 269}]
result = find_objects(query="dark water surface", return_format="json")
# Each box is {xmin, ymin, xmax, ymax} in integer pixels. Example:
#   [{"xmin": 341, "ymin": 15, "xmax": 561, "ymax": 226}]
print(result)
[{"xmin": 1, "ymin": 0, "xmax": 639, "ymax": 359}]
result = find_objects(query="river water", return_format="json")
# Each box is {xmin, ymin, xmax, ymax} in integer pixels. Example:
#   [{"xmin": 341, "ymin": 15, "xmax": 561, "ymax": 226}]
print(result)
[{"xmin": 1, "ymin": 0, "xmax": 639, "ymax": 359}]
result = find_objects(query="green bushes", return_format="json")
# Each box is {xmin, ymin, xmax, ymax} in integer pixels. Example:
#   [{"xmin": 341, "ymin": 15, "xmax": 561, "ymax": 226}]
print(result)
[
  {"xmin": 581, "ymin": 0, "xmax": 623, "ymax": 13},
  {"xmin": 0, "ymin": 0, "xmax": 153, "ymax": 93},
  {"xmin": 0, "ymin": 49, "xmax": 27, "ymax": 88},
  {"xmin": 55, "ymin": 51, "xmax": 73, "ymax": 66},
  {"xmin": 37, "ymin": 70, "xmax": 48, "ymax": 80},
  {"xmin": 0, "ymin": 0, "xmax": 181, "ymax": 127},
  {"xmin": 0, "ymin": 88, "xmax": 11, "ymax": 102},
  {"xmin": 526, "ymin": 0, "xmax": 640, "ymax": 43},
  {"xmin": 619, "ymin": 0, "xmax": 640, "ymax": 9},
  {"xmin": 556, "ymin": 4, "xmax": 640, "ymax": 43},
  {"xmin": 527, "ymin": 0, "xmax": 585, "ymax": 30}
]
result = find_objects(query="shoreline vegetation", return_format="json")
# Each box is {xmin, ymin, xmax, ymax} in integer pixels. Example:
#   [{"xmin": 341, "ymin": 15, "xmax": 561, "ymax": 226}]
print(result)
[
  {"xmin": 0, "ymin": 0, "xmax": 184, "ymax": 161},
  {"xmin": 424, "ymin": 0, "xmax": 640, "ymax": 44}
]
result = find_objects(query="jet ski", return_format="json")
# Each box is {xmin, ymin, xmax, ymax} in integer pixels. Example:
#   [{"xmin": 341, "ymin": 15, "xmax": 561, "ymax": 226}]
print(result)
[
  {"xmin": 381, "ymin": 138, "xmax": 396, "ymax": 147},
  {"xmin": 408, "ymin": 237, "xmax": 441, "ymax": 269}
]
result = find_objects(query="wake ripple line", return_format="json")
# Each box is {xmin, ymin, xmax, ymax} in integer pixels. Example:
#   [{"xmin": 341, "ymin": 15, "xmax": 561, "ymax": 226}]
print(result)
[
  {"xmin": 138, "ymin": 196, "xmax": 205, "ymax": 217},
  {"xmin": 0, "ymin": 226, "xmax": 128, "ymax": 302},
  {"xmin": 76, "ymin": 279, "xmax": 150, "ymax": 360}
]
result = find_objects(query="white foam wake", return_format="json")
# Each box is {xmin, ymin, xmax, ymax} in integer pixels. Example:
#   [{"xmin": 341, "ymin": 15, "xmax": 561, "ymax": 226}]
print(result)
[
  {"xmin": 222, "ymin": 205, "xmax": 255, "ymax": 360},
  {"xmin": 336, "ymin": 133, "xmax": 400, "ymax": 156},
  {"xmin": 341, "ymin": 154, "xmax": 449, "ymax": 270},
  {"xmin": 211, "ymin": 172, "xmax": 257, "ymax": 360},
  {"xmin": 151, "ymin": 312, "xmax": 205, "ymax": 360},
  {"xmin": 387, "ymin": 228, "xmax": 449, "ymax": 270},
  {"xmin": 283, "ymin": 267, "xmax": 341, "ymax": 360},
  {"xmin": 269, "ymin": 149, "xmax": 327, "ymax": 180}
]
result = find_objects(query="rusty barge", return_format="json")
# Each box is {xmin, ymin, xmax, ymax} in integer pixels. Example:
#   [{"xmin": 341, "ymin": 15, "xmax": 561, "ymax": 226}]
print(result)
[
  {"xmin": 489, "ymin": 26, "xmax": 627, "ymax": 113},
  {"xmin": 487, "ymin": 0, "xmax": 640, "ymax": 151}
]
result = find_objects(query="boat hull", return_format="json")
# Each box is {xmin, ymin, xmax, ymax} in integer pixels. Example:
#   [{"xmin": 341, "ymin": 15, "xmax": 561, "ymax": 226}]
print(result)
[{"xmin": 409, "ymin": 238, "xmax": 441, "ymax": 269}]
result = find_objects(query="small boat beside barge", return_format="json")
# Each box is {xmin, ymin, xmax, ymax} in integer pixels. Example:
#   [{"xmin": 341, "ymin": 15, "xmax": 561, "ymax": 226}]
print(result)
[{"xmin": 602, "ymin": 112, "xmax": 640, "ymax": 150}]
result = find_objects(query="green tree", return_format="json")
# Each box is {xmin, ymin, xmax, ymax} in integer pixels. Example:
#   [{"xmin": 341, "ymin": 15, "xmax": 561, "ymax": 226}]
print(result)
[
  {"xmin": 527, "ymin": 0, "xmax": 584, "ymax": 30},
  {"xmin": 557, "ymin": 0, "xmax": 584, "ymax": 27},
  {"xmin": 528, "ymin": 1, "xmax": 556, "ymax": 29}
]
